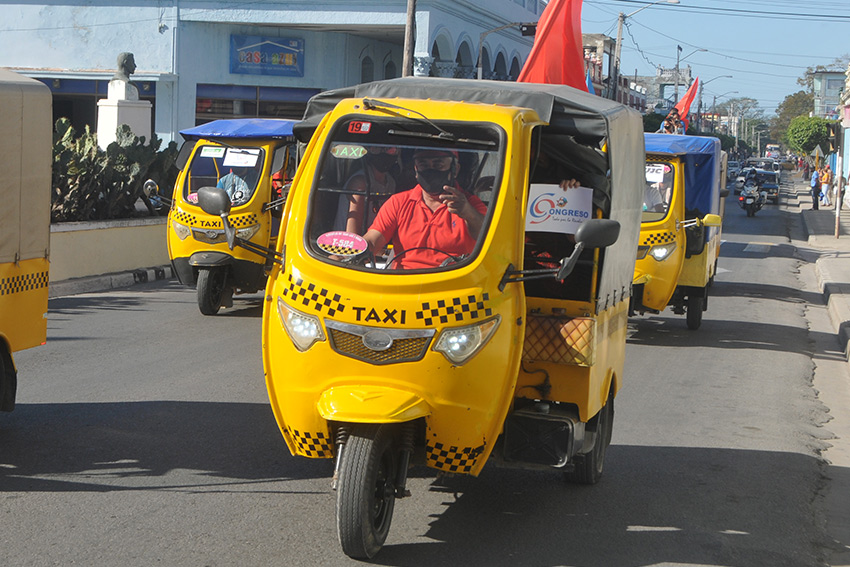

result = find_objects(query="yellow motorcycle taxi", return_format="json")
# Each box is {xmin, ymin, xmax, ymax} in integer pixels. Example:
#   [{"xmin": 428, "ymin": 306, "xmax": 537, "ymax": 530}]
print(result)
[
  {"xmin": 631, "ymin": 133, "xmax": 724, "ymax": 330},
  {"xmin": 197, "ymin": 78, "xmax": 644, "ymax": 558},
  {"xmin": 158, "ymin": 119, "xmax": 298, "ymax": 315}
]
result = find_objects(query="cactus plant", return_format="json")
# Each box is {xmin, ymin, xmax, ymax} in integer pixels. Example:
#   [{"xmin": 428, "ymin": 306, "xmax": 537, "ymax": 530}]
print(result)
[{"xmin": 51, "ymin": 119, "xmax": 178, "ymax": 222}]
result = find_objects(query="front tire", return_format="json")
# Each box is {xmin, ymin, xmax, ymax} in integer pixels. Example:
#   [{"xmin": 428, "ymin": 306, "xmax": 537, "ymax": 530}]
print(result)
[
  {"xmin": 197, "ymin": 268, "xmax": 228, "ymax": 316},
  {"xmin": 336, "ymin": 424, "xmax": 397, "ymax": 559},
  {"xmin": 565, "ymin": 395, "xmax": 613, "ymax": 485}
]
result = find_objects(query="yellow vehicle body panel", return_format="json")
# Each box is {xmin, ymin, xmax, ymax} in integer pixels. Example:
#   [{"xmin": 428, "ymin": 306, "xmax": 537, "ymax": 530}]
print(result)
[
  {"xmin": 263, "ymin": 98, "xmax": 535, "ymax": 476},
  {"xmin": 0, "ymin": 257, "xmax": 49, "ymax": 354},
  {"xmin": 634, "ymin": 155, "xmax": 687, "ymax": 311}
]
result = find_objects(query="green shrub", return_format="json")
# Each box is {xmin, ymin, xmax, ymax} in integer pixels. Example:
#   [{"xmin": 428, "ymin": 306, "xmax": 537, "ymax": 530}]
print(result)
[{"xmin": 51, "ymin": 118, "xmax": 178, "ymax": 222}]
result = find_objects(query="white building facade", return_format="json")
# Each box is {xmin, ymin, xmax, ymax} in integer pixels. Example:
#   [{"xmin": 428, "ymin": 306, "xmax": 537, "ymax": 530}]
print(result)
[{"xmin": 1, "ymin": 1, "xmax": 540, "ymax": 144}]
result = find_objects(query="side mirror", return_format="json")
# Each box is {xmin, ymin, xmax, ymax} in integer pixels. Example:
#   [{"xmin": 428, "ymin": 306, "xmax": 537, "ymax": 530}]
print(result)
[
  {"xmin": 197, "ymin": 186, "xmax": 232, "ymax": 216},
  {"xmin": 556, "ymin": 219, "xmax": 620, "ymax": 280},
  {"xmin": 574, "ymin": 218, "xmax": 620, "ymax": 249},
  {"xmin": 719, "ymin": 188, "xmax": 730, "ymax": 198},
  {"xmin": 701, "ymin": 214, "xmax": 722, "ymax": 227},
  {"xmin": 143, "ymin": 179, "xmax": 159, "ymax": 197}
]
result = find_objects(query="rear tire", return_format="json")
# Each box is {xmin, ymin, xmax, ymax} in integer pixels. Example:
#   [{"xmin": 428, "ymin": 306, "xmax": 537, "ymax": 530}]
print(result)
[
  {"xmin": 686, "ymin": 294, "xmax": 704, "ymax": 330},
  {"xmin": 565, "ymin": 395, "xmax": 613, "ymax": 485},
  {"xmin": 0, "ymin": 346, "xmax": 16, "ymax": 412},
  {"xmin": 197, "ymin": 268, "xmax": 227, "ymax": 316},
  {"xmin": 336, "ymin": 424, "xmax": 397, "ymax": 559}
]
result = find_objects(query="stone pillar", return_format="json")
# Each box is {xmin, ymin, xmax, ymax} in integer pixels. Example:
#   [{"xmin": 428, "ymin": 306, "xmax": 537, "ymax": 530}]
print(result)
[{"xmin": 97, "ymin": 79, "xmax": 151, "ymax": 149}]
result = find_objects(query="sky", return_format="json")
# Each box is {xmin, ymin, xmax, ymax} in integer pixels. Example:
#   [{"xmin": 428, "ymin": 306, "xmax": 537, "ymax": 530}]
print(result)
[{"xmin": 580, "ymin": 0, "xmax": 850, "ymax": 117}]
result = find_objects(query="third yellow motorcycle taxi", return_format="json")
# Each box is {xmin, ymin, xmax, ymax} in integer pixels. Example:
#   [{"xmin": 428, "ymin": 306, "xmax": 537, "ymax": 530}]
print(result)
[{"xmin": 631, "ymin": 133, "xmax": 724, "ymax": 330}]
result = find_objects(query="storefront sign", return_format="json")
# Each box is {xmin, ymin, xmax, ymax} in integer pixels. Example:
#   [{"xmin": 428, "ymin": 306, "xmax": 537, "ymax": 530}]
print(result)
[{"xmin": 230, "ymin": 35, "xmax": 304, "ymax": 77}]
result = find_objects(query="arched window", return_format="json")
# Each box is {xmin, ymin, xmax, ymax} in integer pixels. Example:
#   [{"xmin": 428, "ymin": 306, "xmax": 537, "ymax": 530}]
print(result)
[
  {"xmin": 361, "ymin": 57, "xmax": 374, "ymax": 83},
  {"xmin": 384, "ymin": 60, "xmax": 397, "ymax": 80}
]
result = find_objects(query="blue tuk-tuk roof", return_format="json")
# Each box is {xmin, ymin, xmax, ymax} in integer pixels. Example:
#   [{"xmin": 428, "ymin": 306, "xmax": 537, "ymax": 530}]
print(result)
[
  {"xmin": 180, "ymin": 119, "xmax": 298, "ymax": 141},
  {"xmin": 645, "ymin": 133, "xmax": 722, "ymax": 218}
]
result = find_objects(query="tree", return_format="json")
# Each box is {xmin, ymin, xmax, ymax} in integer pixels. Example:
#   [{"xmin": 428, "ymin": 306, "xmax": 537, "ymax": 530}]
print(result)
[
  {"xmin": 786, "ymin": 115, "xmax": 829, "ymax": 155},
  {"xmin": 771, "ymin": 90, "xmax": 813, "ymax": 144},
  {"xmin": 797, "ymin": 54, "xmax": 850, "ymax": 90}
]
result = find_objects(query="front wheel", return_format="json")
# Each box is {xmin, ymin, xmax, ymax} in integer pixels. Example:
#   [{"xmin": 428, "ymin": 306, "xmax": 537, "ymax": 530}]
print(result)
[
  {"xmin": 197, "ymin": 267, "xmax": 229, "ymax": 316},
  {"xmin": 686, "ymin": 294, "xmax": 704, "ymax": 330},
  {"xmin": 336, "ymin": 424, "xmax": 397, "ymax": 559}
]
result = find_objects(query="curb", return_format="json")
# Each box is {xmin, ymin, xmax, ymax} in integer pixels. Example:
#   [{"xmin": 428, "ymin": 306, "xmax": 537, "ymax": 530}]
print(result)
[
  {"xmin": 49, "ymin": 265, "xmax": 174, "ymax": 298},
  {"xmin": 815, "ymin": 257, "xmax": 850, "ymax": 360}
]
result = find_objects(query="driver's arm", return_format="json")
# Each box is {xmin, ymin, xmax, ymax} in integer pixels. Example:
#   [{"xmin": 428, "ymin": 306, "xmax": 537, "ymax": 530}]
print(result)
[{"xmin": 363, "ymin": 229, "xmax": 387, "ymax": 256}]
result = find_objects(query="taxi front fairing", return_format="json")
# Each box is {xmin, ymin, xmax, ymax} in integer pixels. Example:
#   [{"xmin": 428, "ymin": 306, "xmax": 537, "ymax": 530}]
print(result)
[{"xmin": 263, "ymin": 97, "xmax": 532, "ymax": 475}]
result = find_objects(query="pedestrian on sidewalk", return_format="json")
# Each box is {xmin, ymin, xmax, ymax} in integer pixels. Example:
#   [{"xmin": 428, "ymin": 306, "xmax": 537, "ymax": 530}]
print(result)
[
  {"xmin": 821, "ymin": 165, "xmax": 832, "ymax": 207},
  {"xmin": 811, "ymin": 166, "xmax": 820, "ymax": 210},
  {"xmin": 803, "ymin": 161, "xmax": 811, "ymax": 181}
]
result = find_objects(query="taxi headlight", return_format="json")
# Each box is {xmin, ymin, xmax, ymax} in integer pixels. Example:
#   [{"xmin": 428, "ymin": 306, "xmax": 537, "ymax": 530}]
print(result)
[
  {"xmin": 172, "ymin": 221, "xmax": 191, "ymax": 240},
  {"xmin": 236, "ymin": 224, "xmax": 260, "ymax": 241},
  {"xmin": 433, "ymin": 316, "xmax": 500, "ymax": 365},
  {"xmin": 649, "ymin": 242, "xmax": 677, "ymax": 261},
  {"xmin": 277, "ymin": 298, "xmax": 325, "ymax": 351},
  {"xmin": 636, "ymin": 246, "xmax": 649, "ymax": 260}
]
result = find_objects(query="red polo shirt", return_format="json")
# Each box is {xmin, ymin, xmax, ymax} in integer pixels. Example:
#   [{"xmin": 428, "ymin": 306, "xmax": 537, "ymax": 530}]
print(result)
[{"xmin": 370, "ymin": 185, "xmax": 487, "ymax": 269}]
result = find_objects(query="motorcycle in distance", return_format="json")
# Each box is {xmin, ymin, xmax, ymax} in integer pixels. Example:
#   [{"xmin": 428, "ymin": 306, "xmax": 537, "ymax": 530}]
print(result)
[
  {"xmin": 631, "ymin": 134, "xmax": 725, "ymax": 330},
  {"xmin": 147, "ymin": 118, "xmax": 299, "ymax": 315},
  {"xmin": 739, "ymin": 172, "xmax": 767, "ymax": 217},
  {"xmin": 196, "ymin": 77, "xmax": 645, "ymax": 559}
]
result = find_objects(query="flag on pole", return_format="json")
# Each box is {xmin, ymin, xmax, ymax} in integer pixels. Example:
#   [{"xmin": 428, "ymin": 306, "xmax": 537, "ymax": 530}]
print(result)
[
  {"xmin": 585, "ymin": 70, "xmax": 595, "ymax": 95},
  {"xmin": 517, "ymin": 0, "xmax": 587, "ymax": 91},
  {"xmin": 673, "ymin": 76, "xmax": 699, "ymax": 131}
]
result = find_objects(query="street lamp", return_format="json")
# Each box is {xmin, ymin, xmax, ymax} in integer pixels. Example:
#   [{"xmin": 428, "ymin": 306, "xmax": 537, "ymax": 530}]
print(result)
[
  {"xmin": 674, "ymin": 47, "xmax": 706, "ymax": 103},
  {"xmin": 697, "ymin": 75, "xmax": 732, "ymax": 131},
  {"xmin": 710, "ymin": 90, "xmax": 737, "ymax": 133},
  {"xmin": 612, "ymin": 0, "xmax": 679, "ymax": 101},
  {"xmin": 477, "ymin": 22, "xmax": 536, "ymax": 80}
]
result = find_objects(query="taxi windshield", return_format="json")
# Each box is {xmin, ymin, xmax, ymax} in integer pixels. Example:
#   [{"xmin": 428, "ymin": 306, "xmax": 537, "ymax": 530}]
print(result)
[
  {"xmin": 305, "ymin": 117, "xmax": 504, "ymax": 273},
  {"xmin": 183, "ymin": 145, "xmax": 265, "ymax": 207},
  {"xmin": 643, "ymin": 161, "xmax": 674, "ymax": 223}
]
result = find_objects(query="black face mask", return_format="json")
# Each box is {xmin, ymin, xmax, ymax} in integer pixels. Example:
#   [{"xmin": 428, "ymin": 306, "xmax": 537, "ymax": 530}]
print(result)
[
  {"xmin": 417, "ymin": 168, "xmax": 452, "ymax": 194},
  {"xmin": 367, "ymin": 154, "xmax": 396, "ymax": 174}
]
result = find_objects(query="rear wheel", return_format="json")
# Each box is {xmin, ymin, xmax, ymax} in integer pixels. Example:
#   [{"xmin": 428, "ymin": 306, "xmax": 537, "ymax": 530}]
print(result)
[
  {"xmin": 336, "ymin": 424, "xmax": 397, "ymax": 559},
  {"xmin": 0, "ymin": 346, "xmax": 16, "ymax": 412},
  {"xmin": 197, "ymin": 268, "xmax": 228, "ymax": 316},
  {"xmin": 565, "ymin": 395, "xmax": 613, "ymax": 485},
  {"xmin": 686, "ymin": 294, "xmax": 704, "ymax": 330}
]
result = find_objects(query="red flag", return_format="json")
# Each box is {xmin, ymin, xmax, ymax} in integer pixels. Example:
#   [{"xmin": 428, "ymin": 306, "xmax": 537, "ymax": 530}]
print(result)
[
  {"xmin": 517, "ymin": 0, "xmax": 587, "ymax": 91},
  {"xmin": 674, "ymin": 77, "xmax": 699, "ymax": 131}
]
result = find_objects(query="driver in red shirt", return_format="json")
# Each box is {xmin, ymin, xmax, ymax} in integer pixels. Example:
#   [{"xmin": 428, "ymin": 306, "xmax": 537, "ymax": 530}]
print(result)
[{"xmin": 363, "ymin": 149, "xmax": 486, "ymax": 269}]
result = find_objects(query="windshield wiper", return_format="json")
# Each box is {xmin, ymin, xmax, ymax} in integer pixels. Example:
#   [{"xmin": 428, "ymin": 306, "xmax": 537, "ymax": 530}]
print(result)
[{"xmin": 362, "ymin": 98, "xmax": 496, "ymax": 147}]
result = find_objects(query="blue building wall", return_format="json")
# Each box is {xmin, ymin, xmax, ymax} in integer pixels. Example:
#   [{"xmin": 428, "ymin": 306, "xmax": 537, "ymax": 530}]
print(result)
[{"xmin": 1, "ymin": 1, "xmax": 538, "ymax": 144}]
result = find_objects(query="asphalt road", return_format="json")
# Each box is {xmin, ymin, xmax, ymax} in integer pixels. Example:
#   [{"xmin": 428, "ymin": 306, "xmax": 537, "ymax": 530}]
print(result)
[{"xmin": 1, "ymin": 188, "xmax": 844, "ymax": 566}]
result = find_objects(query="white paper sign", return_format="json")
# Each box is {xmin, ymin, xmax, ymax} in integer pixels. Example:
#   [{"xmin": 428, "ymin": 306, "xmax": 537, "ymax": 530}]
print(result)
[
  {"xmin": 645, "ymin": 163, "xmax": 665, "ymax": 183},
  {"xmin": 525, "ymin": 184, "xmax": 593, "ymax": 234},
  {"xmin": 223, "ymin": 148, "xmax": 260, "ymax": 167}
]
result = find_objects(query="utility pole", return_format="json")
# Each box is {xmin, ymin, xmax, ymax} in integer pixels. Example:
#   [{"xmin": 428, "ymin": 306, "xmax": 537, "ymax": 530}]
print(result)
[
  {"xmin": 674, "ymin": 45, "xmax": 682, "ymax": 104},
  {"xmin": 402, "ymin": 0, "xmax": 415, "ymax": 77},
  {"xmin": 612, "ymin": 12, "xmax": 625, "ymax": 101}
]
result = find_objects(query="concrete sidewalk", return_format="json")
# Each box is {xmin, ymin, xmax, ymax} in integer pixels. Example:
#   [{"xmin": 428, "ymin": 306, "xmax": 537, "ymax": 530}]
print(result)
[
  {"xmin": 791, "ymin": 173, "xmax": 850, "ymax": 360},
  {"xmin": 48, "ymin": 264, "xmax": 174, "ymax": 299}
]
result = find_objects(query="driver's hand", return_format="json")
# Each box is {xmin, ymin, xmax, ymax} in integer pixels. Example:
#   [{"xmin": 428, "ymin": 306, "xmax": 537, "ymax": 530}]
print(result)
[{"xmin": 439, "ymin": 185, "xmax": 471, "ymax": 216}]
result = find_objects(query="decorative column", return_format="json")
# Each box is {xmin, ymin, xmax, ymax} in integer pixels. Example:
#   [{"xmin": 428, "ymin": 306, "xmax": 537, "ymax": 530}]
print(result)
[{"xmin": 413, "ymin": 56, "xmax": 434, "ymax": 77}]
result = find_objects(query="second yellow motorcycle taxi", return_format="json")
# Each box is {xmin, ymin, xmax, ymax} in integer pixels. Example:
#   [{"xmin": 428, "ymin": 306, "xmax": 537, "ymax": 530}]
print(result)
[
  {"xmin": 161, "ymin": 119, "xmax": 298, "ymax": 315},
  {"xmin": 197, "ymin": 78, "xmax": 645, "ymax": 558},
  {"xmin": 631, "ymin": 133, "xmax": 724, "ymax": 330}
]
